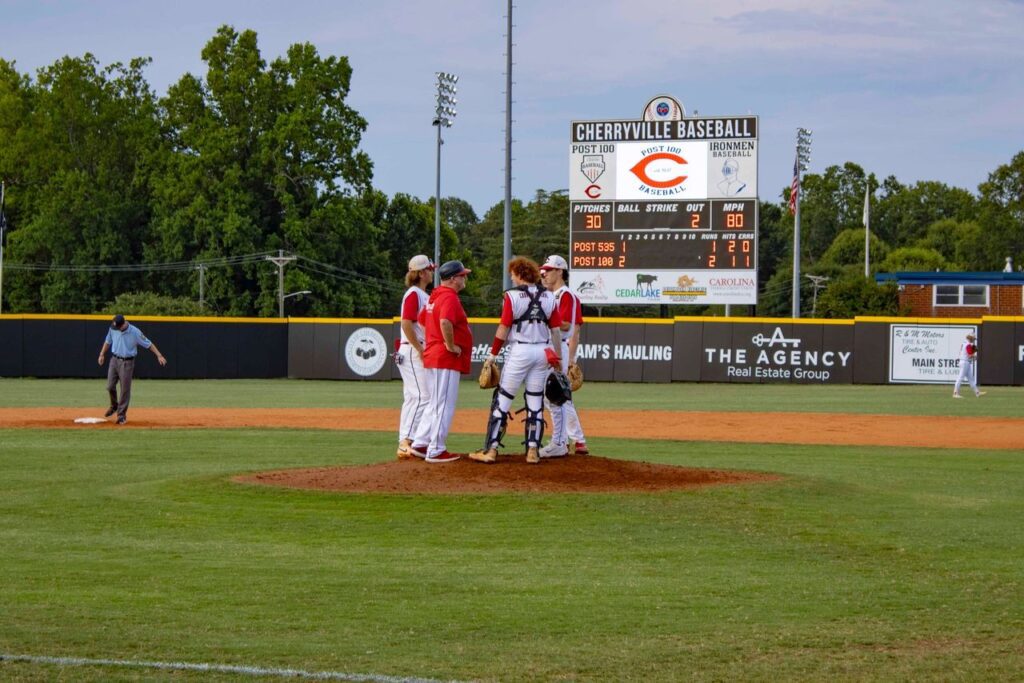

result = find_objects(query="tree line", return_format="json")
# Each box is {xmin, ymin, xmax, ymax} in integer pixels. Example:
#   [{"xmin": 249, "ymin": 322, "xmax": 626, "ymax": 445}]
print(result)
[{"xmin": 1, "ymin": 26, "xmax": 1022, "ymax": 319}]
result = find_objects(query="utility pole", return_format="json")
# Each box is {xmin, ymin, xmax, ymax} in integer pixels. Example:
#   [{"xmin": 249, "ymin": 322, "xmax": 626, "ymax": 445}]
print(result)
[
  {"xmin": 502, "ymin": 0, "xmax": 513, "ymax": 290},
  {"xmin": 197, "ymin": 263, "xmax": 206, "ymax": 309},
  {"xmin": 806, "ymin": 274, "xmax": 830, "ymax": 318},
  {"xmin": 266, "ymin": 250, "xmax": 296, "ymax": 318},
  {"xmin": 0, "ymin": 180, "xmax": 6, "ymax": 316}
]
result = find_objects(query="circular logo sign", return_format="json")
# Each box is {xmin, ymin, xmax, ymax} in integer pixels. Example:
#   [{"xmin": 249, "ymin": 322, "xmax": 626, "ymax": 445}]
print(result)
[{"xmin": 344, "ymin": 327, "xmax": 388, "ymax": 377}]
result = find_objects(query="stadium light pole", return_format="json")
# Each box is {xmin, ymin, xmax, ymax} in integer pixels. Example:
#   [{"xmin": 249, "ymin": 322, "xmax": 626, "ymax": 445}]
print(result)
[
  {"xmin": 792, "ymin": 128, "xmax": 812, "ymax": 318},
  {"xmin": 433, "ymin": 72, "xmax": 458, "ymax": 287}
]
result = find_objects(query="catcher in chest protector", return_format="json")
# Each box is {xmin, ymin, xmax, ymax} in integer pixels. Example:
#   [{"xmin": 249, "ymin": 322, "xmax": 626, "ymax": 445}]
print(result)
[
  {"xmin": 538, "ymin": 255, "xmax": 589, "ymax": 457},
  {"xmin": 470, "ymin": 256, "xmax": 563, "ymax": 465}
]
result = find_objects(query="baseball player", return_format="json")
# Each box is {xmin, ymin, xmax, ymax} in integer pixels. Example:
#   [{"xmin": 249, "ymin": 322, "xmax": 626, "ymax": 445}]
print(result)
[
  {"xmin": 953, "ymin": 332, "xmax": 986, "ymax": 398},
  {"xmin": 470, "ymin": 257, "xmax": 562, "ymax": 465},
  {"xmin": 416, "ymin": 260, "xmax": 473, "ymax": 463},
  {"xmin": 98, "ymin": 314, "xmax": 167, "ymax": 424},
  {"xmin": 396, "ymin": 255, "xmax": 435, "ymax": 459},
  {"xmin": 538, "ymin": 255, "xmax": 588, "ymax": 457}
]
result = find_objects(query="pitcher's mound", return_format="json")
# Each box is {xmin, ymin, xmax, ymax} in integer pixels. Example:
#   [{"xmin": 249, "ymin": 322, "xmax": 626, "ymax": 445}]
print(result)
[{"xmin": 237, "ymin": 454, "xmax": 777, "ymax": 494}]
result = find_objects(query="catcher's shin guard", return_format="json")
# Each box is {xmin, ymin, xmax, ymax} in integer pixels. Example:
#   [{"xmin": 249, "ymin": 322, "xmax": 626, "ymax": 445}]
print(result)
[
  {"xmin": 523, "ymin": 389, "xmax": 545, "ymax": 448},
  {"xmin": 483, "ymin": 386, "xmax": 513, "ymax": 450}
]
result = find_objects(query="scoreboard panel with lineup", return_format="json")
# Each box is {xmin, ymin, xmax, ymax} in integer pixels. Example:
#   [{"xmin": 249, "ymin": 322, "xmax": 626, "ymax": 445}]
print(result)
[{"xmin": 568, "ymin": 116, "xmax": 759, "ymax": 305}]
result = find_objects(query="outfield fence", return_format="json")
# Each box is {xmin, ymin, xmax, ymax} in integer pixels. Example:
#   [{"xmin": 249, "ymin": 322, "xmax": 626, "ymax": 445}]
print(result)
[{"xmin": 2, "ymin": 314, "xmax": 1022, "ymax": 385}]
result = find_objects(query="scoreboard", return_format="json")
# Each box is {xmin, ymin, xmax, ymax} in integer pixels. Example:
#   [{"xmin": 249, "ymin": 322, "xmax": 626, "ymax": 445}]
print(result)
[{"xmin": 569, "ymin": 116, "xmax": 759, "ymax": 305}]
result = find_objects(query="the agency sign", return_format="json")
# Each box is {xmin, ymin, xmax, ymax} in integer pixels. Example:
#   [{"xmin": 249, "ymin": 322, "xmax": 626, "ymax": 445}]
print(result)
[
  {"xmin": 889, "ymin": 324, "xmax": 976, "ymax": 384},
  {"xmin": 700, "ymin": 323, "xmax": 855, "ymax": 383}
]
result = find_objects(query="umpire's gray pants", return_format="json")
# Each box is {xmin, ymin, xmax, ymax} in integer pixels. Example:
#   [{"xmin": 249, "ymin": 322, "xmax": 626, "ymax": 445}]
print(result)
[{"xmin": 107, "ymin": 356, "xmax": 135, "ymax": 418}]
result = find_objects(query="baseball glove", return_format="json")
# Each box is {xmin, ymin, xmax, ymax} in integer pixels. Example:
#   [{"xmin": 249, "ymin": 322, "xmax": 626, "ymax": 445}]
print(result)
[
  {"xmin": 478, "ymin": 359, "xmax": 500, "ymax": 389},
  {"xmin": 567, "ymin": 363, "xmax": 583, "ymax": 391},
  {"xmin": 545, "ymin": 370, "xmax": 572, "ymax": 406}
]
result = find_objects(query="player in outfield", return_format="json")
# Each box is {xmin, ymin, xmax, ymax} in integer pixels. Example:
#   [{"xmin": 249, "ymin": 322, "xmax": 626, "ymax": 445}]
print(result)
[
  {"xmin": 539, "ymin": 255, "xmax": 588, "ymax": 456},
  {"xmin": 953, "ymin": 332, "xmax": 986, "ymax": 398}
]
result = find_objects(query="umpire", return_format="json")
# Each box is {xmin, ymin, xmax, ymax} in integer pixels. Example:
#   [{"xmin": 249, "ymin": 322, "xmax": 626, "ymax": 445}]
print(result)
[{"xmin": 98, "ymin": 314, "xmax": 167, "ymax": 424}]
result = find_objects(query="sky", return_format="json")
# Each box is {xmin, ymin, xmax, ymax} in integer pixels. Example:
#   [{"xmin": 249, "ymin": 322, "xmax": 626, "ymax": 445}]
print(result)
[{"xmin": 2, "ymin": 0, "xmax": 1023, "ymax": 219}]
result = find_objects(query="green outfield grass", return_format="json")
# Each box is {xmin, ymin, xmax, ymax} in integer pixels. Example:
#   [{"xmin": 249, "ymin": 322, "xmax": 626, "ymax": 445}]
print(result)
[{"xmin": 1, "ymin": 379, "xmax": 1023, "ymax": 681}]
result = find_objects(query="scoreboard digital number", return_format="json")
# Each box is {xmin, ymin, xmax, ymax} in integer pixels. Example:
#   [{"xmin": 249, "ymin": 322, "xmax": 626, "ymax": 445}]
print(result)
[{"xmin": 569, "ymin": 113, "xmax": 759, "ymax": 305}]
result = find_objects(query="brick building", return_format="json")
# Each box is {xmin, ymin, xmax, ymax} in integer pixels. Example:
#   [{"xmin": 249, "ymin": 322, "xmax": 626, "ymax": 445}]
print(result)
[{"xmin": 876, "ymin": 272, "xmax": 1024, "ymax": 318}]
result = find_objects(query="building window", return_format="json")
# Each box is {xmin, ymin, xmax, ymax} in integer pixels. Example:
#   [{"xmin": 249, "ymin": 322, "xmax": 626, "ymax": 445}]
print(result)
[{"xmin": 934, "ymin": 284, "xmax": 989, "ymax": 307}]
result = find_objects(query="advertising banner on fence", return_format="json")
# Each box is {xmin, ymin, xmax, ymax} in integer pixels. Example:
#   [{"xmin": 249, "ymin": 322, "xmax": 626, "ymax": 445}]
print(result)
[
  {"xmin": 888, "ymin": 324, "xmax": 977, "ymax": 384},
  {"xmin": 699, "ymin": 322, "xmax": 855, "ymax": 383}
]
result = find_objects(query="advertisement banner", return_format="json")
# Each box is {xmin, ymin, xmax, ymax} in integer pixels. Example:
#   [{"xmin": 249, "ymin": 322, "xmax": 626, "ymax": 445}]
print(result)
[
  {"xmin": 888, "ymin": 324, "xmax": 976, "ymax": 384},
  {"xmin": 700, "ymin": 322, "xmax": 854, "ymax": 384},
  {"xmin": 573, "ymin": 269, "xmax": 756, "ymax": 305}
]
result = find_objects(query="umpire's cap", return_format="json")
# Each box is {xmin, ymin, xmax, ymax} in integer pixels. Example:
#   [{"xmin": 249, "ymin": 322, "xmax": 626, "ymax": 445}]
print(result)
[
  {"xmin": 111, "ymin": 314, "xmax": 126, "ymax": 329},
  {"xmin": 438, "ymin": 260, "xmax": 471, "ymax": 280}
]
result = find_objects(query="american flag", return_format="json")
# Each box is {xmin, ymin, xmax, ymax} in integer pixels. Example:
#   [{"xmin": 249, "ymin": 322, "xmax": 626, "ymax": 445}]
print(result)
[{"xmin": 788, "ymin": 155, "xmax": 799, "ymax": 216}]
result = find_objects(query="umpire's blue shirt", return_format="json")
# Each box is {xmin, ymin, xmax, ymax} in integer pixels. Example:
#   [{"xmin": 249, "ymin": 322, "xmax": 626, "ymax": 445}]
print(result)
[{"xmin": 105, "ymin": 324, "xmax": 152, "ymax": 358}]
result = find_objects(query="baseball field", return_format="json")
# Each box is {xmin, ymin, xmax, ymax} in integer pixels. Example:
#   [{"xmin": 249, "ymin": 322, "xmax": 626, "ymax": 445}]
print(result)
[{"xmin": 1, "ymin": 378, "xmax": 1022, "ymax": 681}]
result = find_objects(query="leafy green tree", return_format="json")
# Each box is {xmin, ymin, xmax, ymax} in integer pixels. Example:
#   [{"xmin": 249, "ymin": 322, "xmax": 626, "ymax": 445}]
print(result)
[
  {"xmin": 874, "ymin": 177, "xmax": 976, "ymax": 247},
  {"xmin": 916, "ymin": 218, "xmax": 984, "ymax": 270},
  {"xmin": 880, "ymin": 246, "xmax": 948, "ymax": 273},
  {"xmin": 1, "ymin": 55, "xmax": 162, "ymax": 312},
  {"xmin": 796, "ymin": 162, "xmax": 870, "ymax": 262},
  {"xmin": 149, "ymin": 26, "xmax": 377, "ymax": 316},
  {"xmin": 819, "ymin": 228, "xmax": 890, "ymax": 271},
  {"xmin": 103, "ymin": 291, "xmax": 207, "ymax": 316},
  {"xmin": 815, "ymin": 275, "xmax": 901, "ymax": 318},
  {"xmin": 976, "ymin": 151, "xmax": 1024, "ymax": 270}
]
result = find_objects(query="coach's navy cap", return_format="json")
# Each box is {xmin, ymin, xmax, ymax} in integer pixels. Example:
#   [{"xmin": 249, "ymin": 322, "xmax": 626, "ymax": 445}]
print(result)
[
  {"xmin": 438, "ymin": 260, "xmax": 471, "ymax": 280},
  {"xmin": 111, "ymin": 314, "xmax": 126, "ymax": 328}
]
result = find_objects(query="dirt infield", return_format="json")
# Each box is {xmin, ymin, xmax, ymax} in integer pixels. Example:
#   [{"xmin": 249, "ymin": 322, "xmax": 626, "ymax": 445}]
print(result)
[
  {"xmin": 2, "ymin": 406, "xmax": 1021, "ymax": 451},
  {"xmin": 5, "ymin": 406, "xmax": 1021, "ymax": 494}
]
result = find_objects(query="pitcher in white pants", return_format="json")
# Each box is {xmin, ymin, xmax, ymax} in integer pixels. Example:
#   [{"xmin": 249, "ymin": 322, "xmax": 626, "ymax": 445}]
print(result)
[{"xmin": 396, "ymin": 255, "xmax": 435, "ymax": 459}]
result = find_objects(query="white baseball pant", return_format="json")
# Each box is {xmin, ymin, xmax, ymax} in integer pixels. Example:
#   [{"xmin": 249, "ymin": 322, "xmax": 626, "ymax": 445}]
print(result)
[
  {"xmin": 425, "ymin": 367, "xmax": 461, "ymax": 457},
  {"xmin": 397, "ymin": 344, "xmax": 433, "ymax": 445},
  {"xmin": 493, "ymin": 344, "xmax": 549, "ymax": 448},
  {"xmin": 546, "ymin": 340, "xmax": 584, "ymax": 446}
]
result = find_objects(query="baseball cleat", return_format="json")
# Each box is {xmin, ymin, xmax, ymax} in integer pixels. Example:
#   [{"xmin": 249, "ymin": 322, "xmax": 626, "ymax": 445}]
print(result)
[
  {"xmin": 469, "ymin": 448, "xmax": 498, "ymax": 464},
  {"xmin": 539, "ymin": 442, "xmax": 568, "ymax": 458},
  {"xmin": 952, "ymin": 393, "xmax": 962, "ymax": 399},
  {"xmin": 976, "ymin": 391, "xmax": 987, "ymax": 397},
  {"xmin": 573, "ymin": 441, "xmax": 590, "ymax": 455},
  {"xmin": 425, "ymin": 450, "xmax": 460, "ymax": 463},
  {"xmin": 406, "ymin": 443, "xmax": 428, "ymax": 458},
  {"xmin": 104, "ymin": 406, "xmax": 117, "ymax": 418},
  {"xmin": 396, "ymin": 439, "xmax": 415, "ymax": 460},
  {"xmin": 117, "ymin": 415, "xmax": 127, "ymax": 424},
  {"xmin": 526, "ymin": 447, "xmax": 540, "ymax": 464}
]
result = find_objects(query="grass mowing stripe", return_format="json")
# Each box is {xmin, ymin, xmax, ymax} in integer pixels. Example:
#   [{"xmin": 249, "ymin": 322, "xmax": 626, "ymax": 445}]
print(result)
[{"xmin": 0, "ymin": 654, "xmax": 461, "ymax": 682}]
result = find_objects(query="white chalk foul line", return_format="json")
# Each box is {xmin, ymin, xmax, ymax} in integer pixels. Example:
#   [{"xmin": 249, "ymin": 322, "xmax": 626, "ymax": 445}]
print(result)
[{"xmin": 0, "ymin": 653, "xmax": 465, "ymax": 683}]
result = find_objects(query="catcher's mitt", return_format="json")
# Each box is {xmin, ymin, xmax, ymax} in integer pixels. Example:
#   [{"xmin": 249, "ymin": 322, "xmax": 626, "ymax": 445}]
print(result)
[
  {"xmin": 545, "ymin": 370, "xmax": 572, "ymax": 406},
  {"xmin": 567, "ymin": 363, "xmax": 583, "ymax": 391},
  {"xmin": 478, "ymin": 359, "xmax": 500, "ymax": 389}
]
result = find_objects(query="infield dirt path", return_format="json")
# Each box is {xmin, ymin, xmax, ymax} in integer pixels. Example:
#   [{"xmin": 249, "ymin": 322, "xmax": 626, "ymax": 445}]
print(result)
[{"xmin": 2, "ymin": 407, "xmax": 1021, "ymax": 451}]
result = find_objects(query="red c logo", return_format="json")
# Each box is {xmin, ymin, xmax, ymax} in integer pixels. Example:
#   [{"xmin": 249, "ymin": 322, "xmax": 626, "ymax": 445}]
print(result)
[
  {"xmin": 584, "ymin": 184, "xmax": 602, "ymax": 198},
  {"xmin": 630, "ymin": 152, "xmax": 688, "ymax": 188}
]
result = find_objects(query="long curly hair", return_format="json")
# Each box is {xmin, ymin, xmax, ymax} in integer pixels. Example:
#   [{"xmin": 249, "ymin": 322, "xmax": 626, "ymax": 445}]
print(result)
[{"xmin": 508, "ymin": 256, "xmax": 540, "ymax": 284}]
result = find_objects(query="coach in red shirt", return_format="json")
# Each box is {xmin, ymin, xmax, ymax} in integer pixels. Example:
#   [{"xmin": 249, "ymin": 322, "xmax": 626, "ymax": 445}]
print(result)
[{"xmin": 418, "ymin": 260, "xmax": 473, "ymax": 462}]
